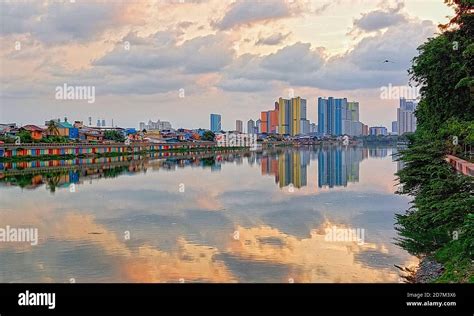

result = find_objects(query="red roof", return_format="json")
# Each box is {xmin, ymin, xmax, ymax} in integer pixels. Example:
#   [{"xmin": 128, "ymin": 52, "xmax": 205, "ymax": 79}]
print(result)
[{"xmin": 22, "ymin": 125, "xmax": 44, "ymax": 132}]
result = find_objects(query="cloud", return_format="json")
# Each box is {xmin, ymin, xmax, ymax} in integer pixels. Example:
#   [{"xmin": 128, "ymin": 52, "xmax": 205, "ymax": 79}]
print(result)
[
  {"xmin": 346, "ymin": 20, "xmax": 436, "ymax": 72},
  {"xmin": 218, "ymin": 18, "xmax": 437, "ymax": 92},
  {"xmin": 256, "ymin": 32, "xmax": 291, "ymax": 46},
  {"xmin": 95, "ymin": 32, "xmax": 235, "ymax": 74},
  {"xmin": 218, "ymin": 42, "xmax": 324, "ymax": 92},
  {"xmin": 218, "ymin": 78, "xmax": 273, "ymax": 92},
  {"xmin": 352, "ymin": 3, "xmax": 406, "ymax": 32},
  {"xmin": 260, "ymin": 42, "xmax": 324, "ymax": 73},
  {"xmin": 0, "ymin": 1, "xmax": 42, "ymax": 35},
  {"xmin": 0, "ymin": 1, "xmax": 128, "ymax": 43},
  {"xmin": 214, "ymin": 0, "xmax": 293, "ymax": 30}
]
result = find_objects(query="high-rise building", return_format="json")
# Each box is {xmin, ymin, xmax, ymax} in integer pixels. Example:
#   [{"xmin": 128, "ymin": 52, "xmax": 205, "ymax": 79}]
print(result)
[
  {"xmin": 101, "ymin": 119, "xmax": 106, "ymax": 127},
  {"xmin": 392, "ymin": 121, "xmax": 398, "ymax": 134},
  {"xmin": 369, "ymin": 126, "xmax": 388, "ymax": 136},
  {"xmin": 318, "ymin": 97, "xmax": 345, "ymax": 135},
  {"xmin": 278, "ymin": 97, "xmax": 307, "ymax": 136},
  {"xmin": 261, "ymin": 102, "xmax": 279, "ymax": 134},
  {"xmin": 140, "ymin": 119, "xmax": 172, "ymax": 131},
  {"xmin": 291, "ymin": 97, "xmax": 307, "ymax": 136},
  {"xmin": 318, "ymin": 97, "xmax": 345, "ymax": 136},
  {"xmin": 278, "ymin": 97, "xmax": 291, "ymax": 135},
  {"xmin": 319, "ymin": 97, "xmax": 364, "ymax": 136},
  {"xmin": 236, "ymin": 120, "xmax": 243, "ymax": 133},
  {"xmin": 256, "ymin": 119, "xmax": 261, "ymax": 134},
  {"xmin": 210, "ymin": 114, "xmax": 222, "ymax": 132},
  {"xmin": 397, "ymin": 98, "xmax": 417, "ymax": 134},
  {"xmin": 247, "ymin": 119, "xmax": 255, "ymax": 134},
  {"xmin": 300, "ymin": 119, "xmax": 310, "ymax": 135},
  {"xmin": 269, "ymin": 102, "xmax": 279, "ymax": 133},
  {"xmin": 342, "ymin": 101, "xmax": 362, "ymax": 136},
  {"xmin": 362, "ymin": 124, "xmax": 369, "ymax": 136},
  {"xmin": 260, "ymin": 111, "xmax": 268, "ymax": 133}
]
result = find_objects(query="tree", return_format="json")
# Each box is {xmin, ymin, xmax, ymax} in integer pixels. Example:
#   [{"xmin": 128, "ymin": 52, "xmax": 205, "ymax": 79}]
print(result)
[
  {"xmin": 396, "ymin": 2, "xmax": 473, "ymax": 282},
  {"xmin": 104, "ymin": 130, "xmax": 125, "ymax": 142},
  {"xmin": 17, "ymin": 130, "xmax": 32, "ymax": 143},
  {"xmin": 202, "ymin": 130, "xmax": 215, "ymax": 141},
  {"xmin": 46, "ymin": 120, "xmax": 60, "ymax": 136},
  {"xmin": 439, "ymin": 0, "xmax": 474, "ymax": 31}
]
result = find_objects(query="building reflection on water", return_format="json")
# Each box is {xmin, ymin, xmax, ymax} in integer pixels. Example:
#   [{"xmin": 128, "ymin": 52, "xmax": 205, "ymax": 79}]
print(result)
[
  {"xmin": 0, "ymin": 145, "xmax": 416, "ymax": 283},
  {"xmin": 0, "ymin": 146, "xmax": 386, "ymax": 192},
  {"xmin": 261, "ymin": 150, "xmax": 310, "ymax": 188},
  {"xmin": 318, "ymin": 147, "xmax": 366, "ymax": 188},
  {"xmin": 261, "ymin": 146, "xmax": 369, "ymax": 189}
]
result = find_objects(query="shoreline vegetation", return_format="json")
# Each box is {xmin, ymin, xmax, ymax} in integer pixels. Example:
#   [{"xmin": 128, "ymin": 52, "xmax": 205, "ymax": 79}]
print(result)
[{"xmin": 395, "ymin": 2, "xmax": 473, "ymax": 283}]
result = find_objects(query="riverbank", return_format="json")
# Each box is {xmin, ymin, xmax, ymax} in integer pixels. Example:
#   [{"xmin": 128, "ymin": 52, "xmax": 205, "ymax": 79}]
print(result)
[
  {"xmin": 412, "ymin": 257, "xmax": 445, "ymax": 283},
  {"xmin": 0, "ymin": 142, "xmax": 248, "ymax": 163},
  {"xmin": 0, "ymin": 140, "xmax": 378, "ymax": 163}
]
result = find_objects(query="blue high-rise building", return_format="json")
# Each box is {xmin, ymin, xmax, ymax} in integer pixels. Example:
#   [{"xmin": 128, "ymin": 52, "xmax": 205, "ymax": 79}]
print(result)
[
  {"xmin": 210, "ymin": 114, "xmax": 221, "ymax": 132},
  {"xmin": 318, "ymin": 97, "xmax": 348, "ymax": 136}
]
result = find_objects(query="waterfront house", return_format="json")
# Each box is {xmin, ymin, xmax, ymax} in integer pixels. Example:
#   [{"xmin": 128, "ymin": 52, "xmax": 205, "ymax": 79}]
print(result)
[
  {"xmin": 45, "ymin": 119, "xmax": 79, "ymax": 139},
  {"xmin": 20, "ymin": 125, "xmax": 44, "ymax": 141},
  {"xmin": 58, "ymin": 121, "xmax": 79, "ymax": 139},
  {"xmin": 0, "ymin": 123, "xmax": 19, "ymax": 138},
  {"xmin": 0, "ymin": 123, "xmax": 17, "ymax": 132},
  {"xmin": 79, "ymin": 127, "xmax": 104, "ymax": 142}
]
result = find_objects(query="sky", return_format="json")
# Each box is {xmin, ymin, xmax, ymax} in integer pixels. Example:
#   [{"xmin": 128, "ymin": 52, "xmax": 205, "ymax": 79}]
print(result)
[{"xmin": 0, "ymin": 0, "xmax": 454, "ymax": 130}]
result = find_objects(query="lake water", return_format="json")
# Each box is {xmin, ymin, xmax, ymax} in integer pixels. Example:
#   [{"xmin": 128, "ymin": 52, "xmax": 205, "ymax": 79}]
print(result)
[{"xmin": 0, "ymin": 146, "xmax": 416, "ymax": 283}]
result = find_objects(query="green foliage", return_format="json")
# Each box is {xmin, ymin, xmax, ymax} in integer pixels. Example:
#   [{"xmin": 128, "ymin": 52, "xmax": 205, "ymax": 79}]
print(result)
[
  {"xmin": 434, "ymin": 236, "xmax": 474, "ymax": 283},
  {"xmin": 410, "ymin": 13, "xmax": 473, "ymax": 136},
  {"xmin": 0, "ymin": 135, "xmax": 16, "ymax": 143},
  {"xmin": 104, "ymin": 130, "xmax": 125, "ymax": 142},
  {"xmin": 18, "ymin": 130, "xmax": 32, "ymax": 143},
  {"xmin": 43, "ymin": 135, "xmax": 70, "ymax": 143},
  {"xmin": 202, "ymin": 130, "xmax": 215, "ymax": 141},
  {"xmin": 396, "ymin": 3, "xmax": 473, "ymax": 283}
]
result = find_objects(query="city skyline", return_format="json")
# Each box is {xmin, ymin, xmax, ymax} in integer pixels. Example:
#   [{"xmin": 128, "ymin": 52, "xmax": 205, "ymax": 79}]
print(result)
[{"xmin": 0, "ymin": 1, "xmax": 452, "ymax": 130}]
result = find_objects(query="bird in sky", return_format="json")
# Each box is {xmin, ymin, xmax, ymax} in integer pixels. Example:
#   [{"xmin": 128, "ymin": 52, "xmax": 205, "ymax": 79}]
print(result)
[{"xmin": 383, "ymin": 59, "xmax": 395, "ymax": 63}]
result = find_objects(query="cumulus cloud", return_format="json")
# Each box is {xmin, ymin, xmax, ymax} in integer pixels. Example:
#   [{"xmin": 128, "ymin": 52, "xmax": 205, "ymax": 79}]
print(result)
[
  {"xmin": 218, "ymin": 42, "xmax": 324, "ymax": 92},
  {"xmin": 214, "ymin": 0, "xmax": 293, "ymax": 30},
  {"xmin": 0, "ymin": 1, "xmax": 127, "ymax": 43},
  {"xmin": 219, "ymin": 18, "xmax": 437, "ymax": 91},
  {"xmin": 95, "ymin": 32, "xmax": 235, "ymax": 74},
  {"xmin": 0, "ymin": 1, "xmax": 42, "ymax": 35},
  {"xmin": 261, "ymin": 42, "xmax": 324, "ymax": 73},
  {"xmin": 352, "ymin": 3, "xmax": 406, "ymax": 32}
]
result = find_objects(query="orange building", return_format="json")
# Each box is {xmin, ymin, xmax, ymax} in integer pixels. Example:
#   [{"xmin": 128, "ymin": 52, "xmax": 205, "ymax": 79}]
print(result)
[
  {"xmin": 260, "ymin": 102, "xmax": 279, "ymax": 134},
  {"xmin": 269, "ymin": 109, "xmax": 279, "ymax": 133},
  {"xmin": 21, "ymin": 125, "xmax": 44, "ymax": 141},
  {"xmin": 260, "ymin": 112, "xmax": 268, "ymax": 133}
]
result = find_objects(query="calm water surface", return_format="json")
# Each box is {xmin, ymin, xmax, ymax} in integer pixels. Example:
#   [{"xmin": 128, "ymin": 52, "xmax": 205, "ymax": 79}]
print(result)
[{"xmin": 0, "ymin": 146, "xmax": 416, "ymax": 283}]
